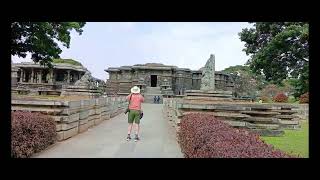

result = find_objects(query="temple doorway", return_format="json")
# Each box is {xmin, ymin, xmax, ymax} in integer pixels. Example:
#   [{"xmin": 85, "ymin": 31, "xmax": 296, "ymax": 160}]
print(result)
[{"xmin": 151, "ymin": 75, "xmax": 157, "ymax": 87}]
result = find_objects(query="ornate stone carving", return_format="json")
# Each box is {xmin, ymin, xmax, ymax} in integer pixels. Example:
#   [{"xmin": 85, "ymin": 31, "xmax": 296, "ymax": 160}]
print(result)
[{"xmin": 200, "ymin": 54, "xmax": 215, "ymax": 91}]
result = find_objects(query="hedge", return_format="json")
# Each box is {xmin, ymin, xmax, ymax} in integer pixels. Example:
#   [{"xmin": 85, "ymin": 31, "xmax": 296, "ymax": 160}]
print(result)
[
  {"xmin": 11, "ymin": 111, "xmax": 57, "ymax": 158},
  {"xmin": 178, "ymin": 113, "xmax": 294, "ymax": 158}
]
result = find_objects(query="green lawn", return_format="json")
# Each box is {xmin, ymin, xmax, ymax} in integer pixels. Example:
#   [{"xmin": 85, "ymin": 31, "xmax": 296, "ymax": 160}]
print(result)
[{"xmin": 261, "ymin": 121, "xmax": 309, "ymax": 158}]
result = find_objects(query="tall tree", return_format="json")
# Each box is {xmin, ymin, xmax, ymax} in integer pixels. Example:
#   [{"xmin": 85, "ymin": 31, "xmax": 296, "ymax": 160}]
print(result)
[
  {"xmin": 222, "ymin": 65, "xmax": 267, "ymax": 98},
  {"xmin": 11, "ymin": 22, "xmax": 86, "ymax": 67},
  {"xmin": 239, "ymin": 22, "xmax": 308, "ymax": 97}
]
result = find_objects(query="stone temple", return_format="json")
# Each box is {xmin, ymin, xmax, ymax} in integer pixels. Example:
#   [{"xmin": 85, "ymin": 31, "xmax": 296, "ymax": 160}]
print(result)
[
  {"xmin": 105, "ymin": 54, "xmax": 235, "ymax": 97},
  {"xmin": 11, "ymin": 59, "xmax": 105, "ymax": 96}
]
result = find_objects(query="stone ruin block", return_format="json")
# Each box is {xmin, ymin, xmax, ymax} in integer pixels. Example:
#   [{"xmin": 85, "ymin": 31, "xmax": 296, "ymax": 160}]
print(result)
[
  {"xmin": 95, "ymin": 107, "xmax": 102, "ymax": 115},
  {"xmin": 67, "ymin": 100, "xmax": 81, "ymax": 109},
  {"xmin": 62, "ymin": 126, "xmax": 79, "ymax": 140},
  {"xmin": 79, "ymin": 110, "xmax": 90, "ymax": 120},
  {"xmin": 242, "ymin": 117, "xmax": 280, "ymax": 124},
  {"xmin": 246, "ymin": 123, "xmax": 280, "ymax": 130},
  {"xmin": 57, "ymin": 132, "xmax": 64, "ymax": 141},
  {"xmin": 279, "ymin": 124, "xmax": 301, "ymax": 129},
  {"xmin": 56, "ymin": 124, "xmax": 62, "ymax": 131},
  {"xmin": 81, "ymin": 99, "xmax": 90, "ymax": 108},
  {"xmin": 87, "ymin": 119, "xmax": 95, "ymax": 128},
  {"xmin": 275, "ymin": 114, "xmax": 299, "ymax": 119},
  {"xmin": 51, "ymin": 115, "xmax": 68, "ymax": 122},
  {"xmin": 79, "ymin": 117, "xmax": 89, "ymax": 125},
  {"xmin": 222, "ymin": 120, "xmax": 247, "ymax": 127},
  {"xmin": 249, "ymin": 129, "xmax": 284, "ymax": 137},
  {"xmin": 272, "ymin": 109, "xmax": 298, "ymax": 115},
  {"xmin": 79, "ymin": 123, "xmax": 90, "ymax": 133},
  {"xmin": 60, "ymin": 121, "xmax": 79, "ymax": 131},
  {"xmin": 279, "ymin": 120, "xmax": 299, "ymax": 125},
  {"xmin": 240, "ymin": 111, "xmax": 281, "ymax": 116},
  {"xmin": 94, "ymin": 117, "xmax": 103, "ymax": 125},
  {"xmin": 62, "ymin": 113, "xmax": 80, "ymax": 123},
  {"xmin": 88, "ymin": 109, "xmax": 96, "ymax": 116}
]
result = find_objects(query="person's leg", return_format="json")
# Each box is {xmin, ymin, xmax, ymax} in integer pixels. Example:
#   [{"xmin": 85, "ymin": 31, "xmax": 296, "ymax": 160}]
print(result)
[
  {"xmin": 127, "ymin": 123, "xmax": 133, "ymax": 135},
  {"xmin": 133, "ymin": 110, "xmax": 141, "ymax": 141},
  {"xmin": 127, "ymin": 111, "xmax": 134, "ymax": 140}
]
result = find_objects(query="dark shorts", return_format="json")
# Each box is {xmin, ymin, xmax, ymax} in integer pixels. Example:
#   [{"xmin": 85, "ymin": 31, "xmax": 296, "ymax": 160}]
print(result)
[{"xmin": 128, "ymin": 110, "xmax": 141, "ymax": 124}]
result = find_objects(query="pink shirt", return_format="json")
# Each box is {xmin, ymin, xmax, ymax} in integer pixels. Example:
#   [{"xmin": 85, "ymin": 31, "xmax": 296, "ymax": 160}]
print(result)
[{"xmin": 126, "ymin": 93, "xmax": 144, "ymax": 110}]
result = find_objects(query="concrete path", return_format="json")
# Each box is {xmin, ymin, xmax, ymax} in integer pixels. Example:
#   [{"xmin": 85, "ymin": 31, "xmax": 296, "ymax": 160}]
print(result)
[{"xmin": 33, "ymin": 103, "xmax": 183, "ymax": 158}]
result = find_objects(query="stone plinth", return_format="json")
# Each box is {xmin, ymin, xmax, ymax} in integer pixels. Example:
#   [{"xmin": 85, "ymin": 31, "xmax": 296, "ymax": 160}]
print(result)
[
  {"xmin": 61, "ymin": 85, "xmax": 101, "ymax": 98},
  {"xmin": 163, "ymin": 98, "xmax": 301, "ymax": 137},
  {"xmin": 11, "ymin": 96, "xmax": 127, "ymax": 141}
]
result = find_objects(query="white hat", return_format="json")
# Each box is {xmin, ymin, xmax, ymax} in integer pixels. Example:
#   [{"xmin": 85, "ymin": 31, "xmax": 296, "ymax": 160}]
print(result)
[{"xmin": 130, "ymin": 86, "xmax": 140, "ymax": 94}]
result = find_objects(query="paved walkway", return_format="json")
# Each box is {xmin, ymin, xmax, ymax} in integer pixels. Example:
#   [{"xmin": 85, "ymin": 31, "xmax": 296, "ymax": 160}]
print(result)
[{"xmin": 33, "ymin": 103, "xmax": 183, "ymax": 158}]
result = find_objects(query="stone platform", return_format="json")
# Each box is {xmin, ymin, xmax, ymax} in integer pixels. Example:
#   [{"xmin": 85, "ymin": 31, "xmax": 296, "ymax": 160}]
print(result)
[
  {"xmin": 61, "ymin": 85, "xmax": 101, "ymax": 98},
  {"xmin": 12, "ymin": 97, "xmax": 127, "ymax": 141},
  {"xmin": 164, "ymin": 98, "xmax": 301, "ymax": 137}
]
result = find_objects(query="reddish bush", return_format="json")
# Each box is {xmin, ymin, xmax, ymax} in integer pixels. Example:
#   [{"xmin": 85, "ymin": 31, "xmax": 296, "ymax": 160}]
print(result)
[
  {"xmin": 11, "ymin": 111, "xmax": 57, "ymax": 158},
  {"xmin": 178, "ymin": 113, "xmax": 293, "ymax": 158},
  {"xmin": 273, "ymin": 92, "xmax": 288, "ymax": 103},
  {"xmin": 299, "ymin": 92, "xmax": 309, "ymax": 104}
]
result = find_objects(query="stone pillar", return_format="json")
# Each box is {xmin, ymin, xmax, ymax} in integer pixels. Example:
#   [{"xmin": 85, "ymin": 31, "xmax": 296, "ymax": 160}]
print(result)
[
  {"xmin": 38, "ymin": 70, "xmax": 42, "ymax": 83},
  {"xmin": 67, "ymin": 70, "xmax": 71, "ymax": 84},
  {"xmin": 48, "ymin": 69, "xmax": 53, "ymax": 83},
  {"xmin": 30, "ymin": 68, "xmax": 34, "ymax": 83},
  {"xmin": 19, "ymin": 69, "xmax": 24, "ymax": 82}
]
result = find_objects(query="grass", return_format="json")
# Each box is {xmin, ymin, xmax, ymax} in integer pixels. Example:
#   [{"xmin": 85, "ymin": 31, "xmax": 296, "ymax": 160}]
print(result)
[{"xmin": 261, "ymin": 121, "xmax": 309, "ymax": 158}]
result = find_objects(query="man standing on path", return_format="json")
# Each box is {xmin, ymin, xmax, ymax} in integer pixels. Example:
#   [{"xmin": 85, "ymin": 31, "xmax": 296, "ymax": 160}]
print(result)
[{"xmin": 126, "ymin": 86, "xmax": 144, "ymax": 142}]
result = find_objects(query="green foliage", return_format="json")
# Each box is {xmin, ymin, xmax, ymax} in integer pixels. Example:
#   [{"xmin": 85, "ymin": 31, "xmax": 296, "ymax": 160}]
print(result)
[
  {"xmin": 222, "ymin": 65, "xmax": 266, "ymax": 98},
  {"xmin": 288, "ymin": 96, "xmax": 297, "ymax": 103},
  {"xmin": 260, "ymin": 84, "xmax": 281, "ymax": 99},
  {"xmin": 260, "ymin": 96, "xmax": 271, "ymax": 103},
  {"xmin": 52, "ymin": 58, "xmax": 83, "ymax": 66},
  {"xmin": 239, "ymin": 22, "xmax": 309, "ymax": 97},
  {"xmin": 11, "ymin": 22, "xmax": 86, "ymax": 68}
]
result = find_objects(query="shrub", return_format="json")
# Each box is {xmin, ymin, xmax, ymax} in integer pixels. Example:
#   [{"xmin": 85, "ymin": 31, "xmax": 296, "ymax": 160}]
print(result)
[
  {"xmin": 299, "ymin": 92, "xmax": 309, "ymax": 104},
  {"xmin": 178, "ymin": 113, "xmax": 293, "ymax": 158},
  {"xmin": 11, "ymin": 111, "xmax": 57, "ymax": 158},
  {"xmin": 260, "ymin": 96, "xmax": 271, "ymax": 103},
  {"xmin": 273, "ymin": 92, "xmax": 288, "ymax": 103},
  {"xmin": 260, "ymin": 84, "xmax": 281, "ymax": 98},
  {"xmin": 288, "ymin": 96, "xmax": 297, "ymax": 103}
]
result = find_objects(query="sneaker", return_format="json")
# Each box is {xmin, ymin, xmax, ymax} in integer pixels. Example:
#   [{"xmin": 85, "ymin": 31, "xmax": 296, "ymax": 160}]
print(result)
[
  {"xmin": 134, "ymin": 135, "xmax": 140, "ymax": 142},
  {"xmin": 126, "ymin": 135, "xmax": 131, "ymax": 141}
]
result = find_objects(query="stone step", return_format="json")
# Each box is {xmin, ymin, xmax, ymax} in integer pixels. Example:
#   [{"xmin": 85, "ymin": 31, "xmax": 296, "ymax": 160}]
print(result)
[
  {"xmin": 242, "ymin": 117, "xmax": 280, "ymax": 123},
  {"xmin": 240, "ymin": 111, "xmax": 280, "ymax": 115},
  {"xmin": 248, "ymin": 129, "xmax": 284, "ymax": 136},
  {"xmin": 275, "ymin": 114, "xmax": 299, "ymax": 119},
  {"xmin": 246, "ymin": 123, "xmax": 280, "ymax": 130}
]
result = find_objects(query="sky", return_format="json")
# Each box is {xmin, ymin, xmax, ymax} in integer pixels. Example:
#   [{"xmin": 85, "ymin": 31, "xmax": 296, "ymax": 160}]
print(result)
[{"xmin": 12, "ymin": 22, "xmax": 254, "ymax": 80}]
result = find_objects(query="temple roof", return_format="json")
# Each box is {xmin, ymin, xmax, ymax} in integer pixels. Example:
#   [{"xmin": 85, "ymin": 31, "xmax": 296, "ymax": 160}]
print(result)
[{"xmin": 12, "ymin": 62, "xmax": 87, "ymax": 72}]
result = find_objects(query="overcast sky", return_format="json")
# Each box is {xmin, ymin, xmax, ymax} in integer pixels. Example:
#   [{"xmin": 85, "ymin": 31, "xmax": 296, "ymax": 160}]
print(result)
[{"xmin": 12, "ymin": 22, "xmax": 254, "ymax": 80}]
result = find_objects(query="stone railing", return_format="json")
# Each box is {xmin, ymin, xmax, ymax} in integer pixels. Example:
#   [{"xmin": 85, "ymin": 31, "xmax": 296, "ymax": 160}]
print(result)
[
  {"xmin": 163, "ymin": 98, "xmax": 301, "ymax": 137},
  {"xmin": 11, "ymin": 97, "xmax": 127, "ymax": 141}
]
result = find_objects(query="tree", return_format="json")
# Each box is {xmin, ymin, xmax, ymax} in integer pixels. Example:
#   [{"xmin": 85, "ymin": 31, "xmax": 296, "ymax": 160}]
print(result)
[
  {"xmin": 239, "ymin": 22, "xmax": 309, "ymax": 97},
  {"xmin": 11, "ymin": 22, "xmax": 86, "ymax": 68},
  {"xmin": 222, "ymin": 65, "xmax": 266, "ymax": 98}
]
